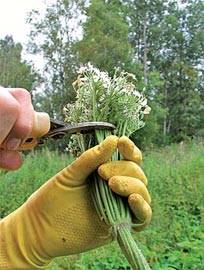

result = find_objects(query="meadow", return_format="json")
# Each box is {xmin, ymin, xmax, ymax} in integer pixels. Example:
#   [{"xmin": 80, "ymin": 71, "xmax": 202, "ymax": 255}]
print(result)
[{"xmin": 0, "ymin": 141, "xmax": 203, "ymax": 270}]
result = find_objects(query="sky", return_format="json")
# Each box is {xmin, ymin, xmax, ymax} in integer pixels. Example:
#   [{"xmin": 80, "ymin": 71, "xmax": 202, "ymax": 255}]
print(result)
[
  {"xmin": 0, "ymin": 0, "xmax": 55, "ymax": 68},
  {"xmin": 0, "ymin": 0, "xmax": 47, "ymax": 44},
  {"xmin": 0, "ymin": 0, "xmax": 83, "ymax": 70}
]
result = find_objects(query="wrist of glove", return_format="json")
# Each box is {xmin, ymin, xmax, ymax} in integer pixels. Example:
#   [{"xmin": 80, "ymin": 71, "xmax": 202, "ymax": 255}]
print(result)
[{"xmin": 0, "ymin": 136, "xmax": 152, "ymax": 269}]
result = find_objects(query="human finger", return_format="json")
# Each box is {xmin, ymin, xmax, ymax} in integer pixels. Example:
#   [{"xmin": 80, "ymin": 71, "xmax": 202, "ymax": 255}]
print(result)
[
  {"xmin": 0, "ymin": 149, "xmax": 22, "ymax": 170},
  {"xmin": 0, "ymin": 89, "xmax": 20, "ymax": 145},
  {"xmin": 3, "ymin": 88, "xmax": 34, "ymax": 150}
]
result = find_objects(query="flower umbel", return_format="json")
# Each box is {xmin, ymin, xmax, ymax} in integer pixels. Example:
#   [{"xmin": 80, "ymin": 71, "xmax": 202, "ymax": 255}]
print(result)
[{"xmin": 64, "ymin": 64, "xmax": 151, "ymax": 137}]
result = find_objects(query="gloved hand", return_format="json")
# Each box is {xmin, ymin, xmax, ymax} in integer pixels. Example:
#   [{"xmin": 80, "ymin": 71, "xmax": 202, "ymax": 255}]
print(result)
[{"xmin": 0, "ymin": 136, "xmax": 152, "ymax": 269}]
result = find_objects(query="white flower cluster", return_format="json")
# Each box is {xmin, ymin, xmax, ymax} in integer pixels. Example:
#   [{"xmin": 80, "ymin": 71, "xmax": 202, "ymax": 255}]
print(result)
[
  {"xmin": 64, "ymin": 64, "xmax": 151, "ymax": 137},
  {"xmin": 78, "ymin": 63, "xmax": 111, "ymax": 89}
]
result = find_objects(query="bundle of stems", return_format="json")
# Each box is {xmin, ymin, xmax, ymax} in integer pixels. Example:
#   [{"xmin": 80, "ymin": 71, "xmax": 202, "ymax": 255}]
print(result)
[{"xmin": 64, "ymin": 64, "xmax": 152, "ymax": 270}]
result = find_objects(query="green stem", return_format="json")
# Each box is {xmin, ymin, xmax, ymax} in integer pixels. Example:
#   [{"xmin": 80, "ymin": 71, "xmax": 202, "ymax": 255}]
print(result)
[
  {"xmin": 91, "ymin": 129, "xmax": 152, "ymax": 270},
  {"xmin": 117, "ymin": 225, "xmax": 152, "ymax": 270},
  {"xmin": 122, "ymin": 120, "xmax": 128, "ymax": 136},
  {"xmin": 77, "ymin": 134, "xmax": 86, "ymax": 152},
  {"xmin": 118, "ymin": 122, "xmax": 123, "ymax": 137},
  {"xmin": 91, "ymin": 80, "xmax": 97, "ymax": 121}
]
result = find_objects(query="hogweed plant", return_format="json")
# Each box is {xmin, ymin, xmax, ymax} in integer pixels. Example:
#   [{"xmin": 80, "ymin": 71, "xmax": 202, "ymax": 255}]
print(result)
[{"xmin": 64, "ymin": 63, "xmax": 152, "ymax": 270}]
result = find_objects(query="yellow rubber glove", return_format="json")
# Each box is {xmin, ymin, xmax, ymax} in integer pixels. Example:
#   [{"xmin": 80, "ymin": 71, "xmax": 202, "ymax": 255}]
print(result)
[{"xmin": 0, "ymin": 136, "xmax": 152, "ymax": 269}]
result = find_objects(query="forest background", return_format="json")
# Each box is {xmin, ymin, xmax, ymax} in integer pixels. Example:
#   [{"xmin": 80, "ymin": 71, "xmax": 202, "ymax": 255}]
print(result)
[
  {"xmin": 1, "ymin": 0, "xmax": 203, "ymax": 147},
  {"xmin": 0, "ymin": 0, "xmax": 204, "ymax": 269}
]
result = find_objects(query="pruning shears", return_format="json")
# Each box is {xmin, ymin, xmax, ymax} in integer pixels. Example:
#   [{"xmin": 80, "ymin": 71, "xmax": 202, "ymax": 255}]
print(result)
[{"xmin": 19, "ymin": 112, "xmax": 115, "ymax": 151}]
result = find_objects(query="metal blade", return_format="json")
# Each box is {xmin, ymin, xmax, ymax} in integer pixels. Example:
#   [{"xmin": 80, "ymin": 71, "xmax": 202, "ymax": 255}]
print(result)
[{"xmin": 38, "ymin": 121, "xmax": 116, "ymax": 144}]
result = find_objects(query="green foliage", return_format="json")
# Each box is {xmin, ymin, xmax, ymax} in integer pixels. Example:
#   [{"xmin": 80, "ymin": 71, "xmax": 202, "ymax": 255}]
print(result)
[
  {"xmin": 26, "ymin": 0, "xmax": 204, "ymax": 144},
  {"xmin": 0, "ymin": 149, "xmax": 72, "ymax": 217},
  {"xmin": 27, "ymin": 0, "xmax": 84, "ymax": 117},
  {"xmin": 0, "ymin": 142, "xmax": 203, "ymax": 269},
  {"xmin": 133, "ymin": 101, "xmax": 166, "ymax": 150},
  {"xmin": 74, "ymin": 0, "xmax": 133, "ymax": 74},
  {"xmin": 0, "ymin": 36, "xmax": 37, "ymax": 91},
  {"xmin": 123, "ymin": 0, "xmax": 204, "ymax": 143}
]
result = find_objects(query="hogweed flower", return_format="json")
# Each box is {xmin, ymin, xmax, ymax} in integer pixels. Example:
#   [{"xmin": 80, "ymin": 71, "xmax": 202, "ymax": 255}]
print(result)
[
  {"xmin": 64, "ymin": 64, "xmax": 151, "ymax": 137},
  {"xmin": 144, "ymin": 106, "xmax": 151, "ymax": 115}
]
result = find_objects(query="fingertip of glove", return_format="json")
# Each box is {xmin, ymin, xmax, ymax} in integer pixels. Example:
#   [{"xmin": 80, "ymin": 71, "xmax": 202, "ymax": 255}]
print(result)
[
  {"xmin": 98, "ymin": 135, "xmax": 118, "ymax": 161},
  {"xmin": 128, "ymin": 193, "xmax": 152, "ymax": 224},
  {"xmin": 118, "ymin": 136, "xmax": 142, "ymax": 165},
  {"xmin": 101, "ymin": 135, "xmax": 118, "ymax": 150},
  {"xmin": 128, "ymin": 193, "xmax": 142, "ymax": 205},
  {"xmin": 97, "ymin": 165, "xmax": 107, "ymax": 180}
]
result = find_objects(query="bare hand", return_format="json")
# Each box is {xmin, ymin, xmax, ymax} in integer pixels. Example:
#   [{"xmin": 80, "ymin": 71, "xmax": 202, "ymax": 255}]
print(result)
[{"xmin": 0, "ymin": 87, "xmax": 34, "ymax": 170}]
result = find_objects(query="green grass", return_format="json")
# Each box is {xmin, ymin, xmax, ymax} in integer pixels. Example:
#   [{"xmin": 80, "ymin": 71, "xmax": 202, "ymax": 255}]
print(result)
[{"xmin": 0, "ymin": 142, "xmax": 204, "ymax": 269}]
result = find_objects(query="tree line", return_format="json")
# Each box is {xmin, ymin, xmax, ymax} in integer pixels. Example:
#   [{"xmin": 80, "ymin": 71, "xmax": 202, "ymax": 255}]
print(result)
[{"xmin": 0, "ymin": 0, "xmax": 203, "ymax": 148}]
